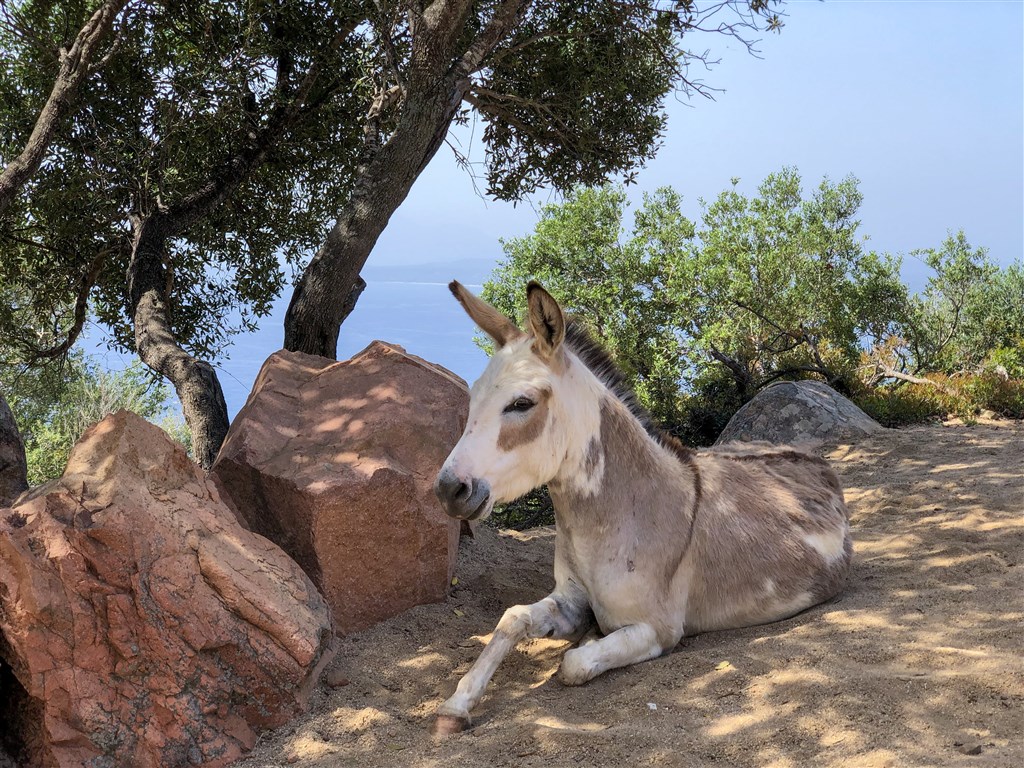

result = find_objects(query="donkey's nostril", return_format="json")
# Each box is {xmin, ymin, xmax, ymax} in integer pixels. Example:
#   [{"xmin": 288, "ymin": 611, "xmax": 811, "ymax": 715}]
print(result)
[
  {"xmin": 435, "ymin": 469, "xmax": 490, "ymax": 520},
  {"xmin": 435, "ymin": 467, "xmax": 471, "ymax": 506}
]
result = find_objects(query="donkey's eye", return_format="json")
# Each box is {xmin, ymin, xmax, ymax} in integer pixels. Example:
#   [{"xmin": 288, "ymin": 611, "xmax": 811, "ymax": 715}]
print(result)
[{"xmin": 503, "ymin": 397, "xmax": 535, "ymax": 414}]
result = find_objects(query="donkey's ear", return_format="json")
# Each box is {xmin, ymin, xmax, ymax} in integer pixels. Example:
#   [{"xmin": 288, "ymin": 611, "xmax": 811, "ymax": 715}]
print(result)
[
  {"xmin": 449, "ymin": 280, "xmax": 524, "ymax": 348},
  {"xmin": 526, "ymin": 281, "xmax": 565, "ymax": 361}
]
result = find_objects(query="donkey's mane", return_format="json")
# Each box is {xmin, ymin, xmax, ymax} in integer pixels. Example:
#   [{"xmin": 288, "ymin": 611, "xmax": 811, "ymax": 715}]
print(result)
[{"xmin": 564, "ymin": 321, "xmax": 693, "ymax": 461}]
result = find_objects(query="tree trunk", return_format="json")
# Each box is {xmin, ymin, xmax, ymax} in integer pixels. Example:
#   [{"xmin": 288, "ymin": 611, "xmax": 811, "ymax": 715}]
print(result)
[
  {"xmin": 128, "ymin": 215, "xmax": 229, "ymax": 469},
  {"xmin": 283, "ymin": 84, "xmax": 461, "ymax": 358},
  {"xmin": 0, "ymin": 393, "xmax": 29, "ymax": 504},
  {"xmin": 282, "ymin": 0, "xmax": 532, "ymax": 357},
  {"xmin": 709, "ymin": 346, "xmax": 754, "ymax": 401}
]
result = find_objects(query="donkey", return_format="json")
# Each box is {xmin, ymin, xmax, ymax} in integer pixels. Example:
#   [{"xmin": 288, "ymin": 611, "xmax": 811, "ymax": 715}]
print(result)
[{"xmin": 432, "ymin": 280, "xmax": 852, "ymax": 734}]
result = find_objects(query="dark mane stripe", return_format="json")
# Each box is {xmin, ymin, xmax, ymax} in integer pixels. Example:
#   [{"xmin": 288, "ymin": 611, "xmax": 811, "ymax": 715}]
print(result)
[{"xmin": 563, "ymin": 321, "xmax": 693, "ymax": 461}]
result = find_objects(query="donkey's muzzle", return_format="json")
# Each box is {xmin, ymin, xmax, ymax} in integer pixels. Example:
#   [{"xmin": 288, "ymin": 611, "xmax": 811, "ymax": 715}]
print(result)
[{"xmin": 434, "ymin": 468, "xmax": 491, "ymax": 520}]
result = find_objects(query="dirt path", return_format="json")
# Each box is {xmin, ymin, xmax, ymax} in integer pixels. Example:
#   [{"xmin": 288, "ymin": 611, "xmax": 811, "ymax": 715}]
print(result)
[{"xmin": 235, "ymin": 420, "xmax": 1024, "ymax": 768}]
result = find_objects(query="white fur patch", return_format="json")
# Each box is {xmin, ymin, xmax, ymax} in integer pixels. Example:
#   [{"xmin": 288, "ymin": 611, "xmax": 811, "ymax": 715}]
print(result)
[
  {"xmin": 803, "ymin": 526, "xmax": 848, "ymax": 563},
  {"xmin": 554, "ymin": 361, "xmax": 607, "ymax": 496},
  {"xmin": 567, "ymin": 445, "xmax": 605, "ymax": 497}
]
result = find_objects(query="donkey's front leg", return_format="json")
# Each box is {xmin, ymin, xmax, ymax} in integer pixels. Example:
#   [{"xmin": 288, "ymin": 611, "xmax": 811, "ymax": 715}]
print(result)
[
  {"xmin": 557, "ymin": 622, "xmax": 668, "ymax": 686},
  {"xmin": 435, "ymin": 593, "xmax": 589, "ymax": 734}
]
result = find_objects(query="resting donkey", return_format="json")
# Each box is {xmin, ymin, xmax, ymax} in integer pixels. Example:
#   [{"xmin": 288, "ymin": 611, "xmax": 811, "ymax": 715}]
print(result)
[{"xmin": 432, "ymin": 281, "xmax": 851, "ymax": 734}]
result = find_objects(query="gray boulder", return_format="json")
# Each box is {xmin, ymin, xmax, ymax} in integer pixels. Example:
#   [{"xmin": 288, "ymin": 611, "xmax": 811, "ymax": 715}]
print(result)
[{"xmin": 716, "ymin": 380, "xmax": 882, "ymax": 446}]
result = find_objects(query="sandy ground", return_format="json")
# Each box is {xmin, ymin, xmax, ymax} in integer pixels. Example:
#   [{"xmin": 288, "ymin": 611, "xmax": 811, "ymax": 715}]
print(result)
[{"xmin": 234, "ymin": 420, "xmax": 1024, "ymax": 768}]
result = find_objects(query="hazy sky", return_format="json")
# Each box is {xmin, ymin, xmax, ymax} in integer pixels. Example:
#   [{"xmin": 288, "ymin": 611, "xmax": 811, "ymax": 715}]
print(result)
[{"xmin": 371, "ymin": 0, "xmax": 1023, "ymax": 291}]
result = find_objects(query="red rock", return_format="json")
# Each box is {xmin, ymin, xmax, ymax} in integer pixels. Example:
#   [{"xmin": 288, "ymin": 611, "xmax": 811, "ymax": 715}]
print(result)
[
  {"xmin": 212, "ymin": 342, "xmax": 468, "ymax": 635},
  {"xmin": 0, "ymin": 411, "xmax": 334, "ymax": 768}
]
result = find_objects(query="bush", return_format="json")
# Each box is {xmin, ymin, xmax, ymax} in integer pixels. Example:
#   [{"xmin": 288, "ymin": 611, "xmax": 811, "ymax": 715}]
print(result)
[
  {"xmin": 674, "ymin": 368, "xmax": 747, "ymax": 446},
  {"xmin": 852, "ymin": 385, "xmax": 948, "ymax": 428},
  {"xmin": 984, "ymin": 341, "xmax": 1024, "ymax": 380},
  {"xmin": 4, "ymin": 357, "xmax": 190, "ymax": 485},
  {"xmin": 959, "ymin": 373, "xmax": 1024, "ymax": 419},
  {"xmin": 852, "ymin": 372, "xmax": 1024, "ymax": 427},
  {"xmin": 488, "ymin": 487, "xmax": 555, "ymax": 530}
]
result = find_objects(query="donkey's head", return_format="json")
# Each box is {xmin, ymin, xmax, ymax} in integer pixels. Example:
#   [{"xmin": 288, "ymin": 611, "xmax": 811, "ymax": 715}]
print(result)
[{"xmin": 434, "ymin": 281, "xmax": 603, "ymax": 521}]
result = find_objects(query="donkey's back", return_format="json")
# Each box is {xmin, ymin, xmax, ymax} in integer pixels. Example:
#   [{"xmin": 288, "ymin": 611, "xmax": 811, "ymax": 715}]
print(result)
[{"xmin": 681, "ymin": 441, "xmax": 851, "ymax": 635}]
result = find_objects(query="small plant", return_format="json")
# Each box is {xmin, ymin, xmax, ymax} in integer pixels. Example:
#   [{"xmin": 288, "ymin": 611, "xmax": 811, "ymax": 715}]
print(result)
[
  {"xmin": 488, "ymin": 487, "xmax": 555, "ymax": 530},
  {"xmin": 851, "ymin": 371, "xmax": 1024, "ymax": 428}
]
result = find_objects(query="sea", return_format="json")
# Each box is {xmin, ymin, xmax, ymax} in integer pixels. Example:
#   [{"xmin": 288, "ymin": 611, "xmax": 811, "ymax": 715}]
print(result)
[{"xmin": 83, "ymin": 258, "xmax": 497, "ymax": 419}]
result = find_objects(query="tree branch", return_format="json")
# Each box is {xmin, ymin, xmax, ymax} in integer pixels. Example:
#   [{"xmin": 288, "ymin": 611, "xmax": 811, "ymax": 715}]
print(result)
[
  {"xmin": 452, "ymin": 0, "xmax": 531, "ymax": 78},
  {"xmin": 872, "ymin": 366, "xmax": 958, "ymax": 397},
  {"xmin": 708, "ymin": 344, "xmax": 753, "ymax": 397},
  {"xmin": 27, "ymin": 250, "xmax": 110, "ymax": 362},
  {"xmin": 165, "ymin": 40, "xmax": 337, "ymax": 232},
  {"xmin": 0, "ymin": 0, "xmax": 129, "ymax": 215}
]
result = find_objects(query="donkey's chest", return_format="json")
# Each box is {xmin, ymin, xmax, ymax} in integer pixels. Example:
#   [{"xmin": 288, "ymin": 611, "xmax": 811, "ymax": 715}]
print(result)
[{"xmin": 566, "ymin": 533, "xmax": 677, "ymax": 633}]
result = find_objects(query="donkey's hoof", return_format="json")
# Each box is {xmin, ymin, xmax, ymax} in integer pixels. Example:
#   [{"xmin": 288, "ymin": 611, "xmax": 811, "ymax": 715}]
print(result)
[
  {"xmin": 558, "ymin": 649, "xmax": 596, "ymax": 686},
  {"xmin": 433, "ymin": 714, "xmax": 471, "ymax": 736}
]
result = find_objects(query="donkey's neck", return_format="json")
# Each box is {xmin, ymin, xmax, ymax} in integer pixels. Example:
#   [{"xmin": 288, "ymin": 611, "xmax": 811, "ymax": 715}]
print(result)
[{"xmin": 548, "ymin": 390, "xmax": 698, "ymax": 540}]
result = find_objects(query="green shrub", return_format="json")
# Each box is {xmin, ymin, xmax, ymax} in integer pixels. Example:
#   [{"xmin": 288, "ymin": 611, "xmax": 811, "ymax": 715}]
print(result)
[
  {"xmin": 852, "ymin": 386, "xmax": 947, "ymax": 427},
  {"xmin": 852, "ymin": 371, "xmax": 1024, "ymax": 427},
  {"xmin": 488, "ymin": 487, "xmax": 556, "ymax": 530},
  {"xmin": 675, "ymin": 369, "xmax": 747, "ymax": 446},
  {"xmin": 984, "ymin": 341, "xmax": 1024, "ymax": 380},
  {"xmin": 5, "ymin": 358, "xmax": 190, "ymax": 485},
  {"xmin": 959, "ymin": 373, "xmax": 1024, "ymax": 419}
]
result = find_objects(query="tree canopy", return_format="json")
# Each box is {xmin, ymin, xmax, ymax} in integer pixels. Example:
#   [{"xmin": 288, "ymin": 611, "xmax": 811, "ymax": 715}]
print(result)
[
  {"xmin": 901, "ymin": 233, "xmax": 1023, "ymax": 376},
  {"xmin": 483, "ymin": 170, "xmax": 1021, "ymax": 440},
  {"xmin": 1, "ymin": 0, "xmax": 786, "ymax": 465},
  {"xmin": 1, "ymin": 0, "xmax": 364, "ymax": 361}
]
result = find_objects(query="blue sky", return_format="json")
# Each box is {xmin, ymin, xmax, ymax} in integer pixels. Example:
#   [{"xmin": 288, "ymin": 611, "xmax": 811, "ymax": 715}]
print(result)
[{"xmin": 372, "ymin": 0, "xmax": 1023, "ymax": 290}]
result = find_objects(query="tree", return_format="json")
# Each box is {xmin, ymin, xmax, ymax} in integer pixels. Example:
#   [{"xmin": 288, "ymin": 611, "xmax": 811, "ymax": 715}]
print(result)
[
  {"xmin": 0, "ymin": 388, "xmax": 27, "ymax": 504},
  {"xmin": 1, "ymin": 0, "xmax": 784, "ymax": 465},
  {"xmin": 1, "ymin": 0, "xmax": 367, "ymax": 466},
  {"xmin": 869, "ymin": 232, "xmax": 1024, "ymax": 382},
  {"xmin": 281, "ymin": 0, "xmax": 786, "ymax": 357},
  {"xmin": 0, "ymin": 0, "xmax": 128, "ymax": 213},
  {"xmin": 484, "ymin": 185, "xmax": 692, "ymax": 426},
  {"xmin": 483, "ymin": 170, "xmax": 907, "ymax": 428},
  {"xmin": 680, "ymin": 169, "xmax": 906, "ymax": 398}
]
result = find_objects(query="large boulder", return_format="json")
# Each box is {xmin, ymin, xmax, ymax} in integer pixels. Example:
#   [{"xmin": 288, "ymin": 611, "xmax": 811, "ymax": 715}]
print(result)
[
  {"xmin": 0, "ymin": 394, "xmax": 27, "ymax": 506},
  {"xmin": 0, "ymin": 411, "xmax": 334, "ymax": 768},
  {"xmin": 716, "ymin": 380, "xmax": 882, "ymax": 446},
  {"xmin": 212, "ymin": 342, "xmax": 468, "ymax": 635}
]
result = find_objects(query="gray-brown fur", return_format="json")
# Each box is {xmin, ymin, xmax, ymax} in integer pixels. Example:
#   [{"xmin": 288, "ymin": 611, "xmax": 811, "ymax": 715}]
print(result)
[
  {"xmin": 434, "ymin": 281, "xmax": 851, "ymax": 730},
  {"xmin": 683, "ymin": 440, "xmax": 851, "ymax": 633},
  {"xmin": 563, "ymin": 322, "xmax": 693, "ymax": 461},
  {"xmin": 550, "ymin": 394, "xmax": 850, "ymax": 642},
  {"xmin": 561, "ymin": 322, "xmax": 851, "ymax": 627}
]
